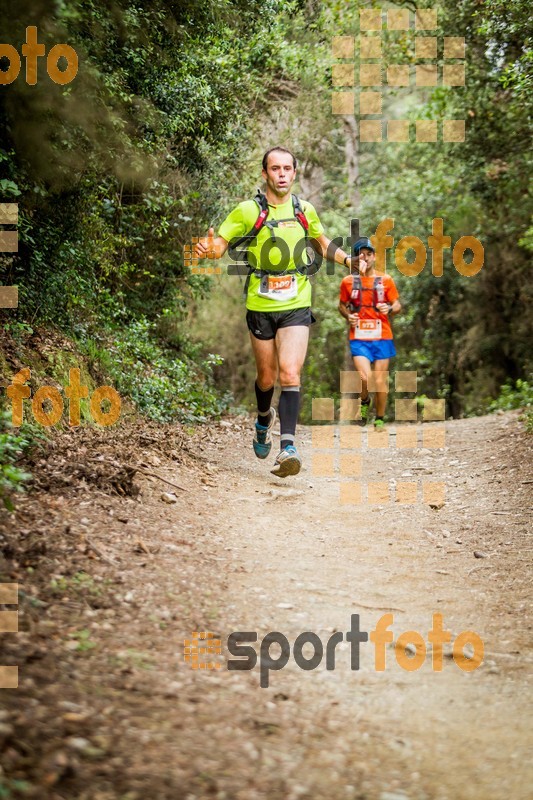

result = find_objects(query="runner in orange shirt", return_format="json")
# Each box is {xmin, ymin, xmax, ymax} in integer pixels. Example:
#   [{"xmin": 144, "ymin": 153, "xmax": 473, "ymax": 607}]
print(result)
[{"xmin": 338, "ymin": 237, "xmax": 402, "ymax": 428}]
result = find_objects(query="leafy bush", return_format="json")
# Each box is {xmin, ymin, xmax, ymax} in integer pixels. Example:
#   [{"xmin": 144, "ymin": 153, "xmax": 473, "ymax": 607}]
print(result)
[
  {"xmin": 84, "ymin": 317, "xmax": 229, "ymax": 423},
  {"xmin": 489, "ymin": 378, "xmax": 533, "ymax": 432},
  {"xmin": 0, "ymin": 409, "xmax": 33, "ymax": 511},
  {"xmin": 0, "ymin": 0, "xmax": 298, "ymax": 430}
]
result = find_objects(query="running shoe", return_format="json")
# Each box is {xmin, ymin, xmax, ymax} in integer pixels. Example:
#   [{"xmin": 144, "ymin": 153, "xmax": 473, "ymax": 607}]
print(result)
[
  {"xmin": 253, "ymin": 408, "xmax": 276, "ymax": 459},
  {"xmin": 374, "ymin": 418, "xmax": 386, "ymax": 431},
  {"xmin": 270, "ymin": 445, "xmax": 301, "ymax": 478},
  {"xmin": 360, "ymin": 397, "xmax": 371, "ymax": 425}
]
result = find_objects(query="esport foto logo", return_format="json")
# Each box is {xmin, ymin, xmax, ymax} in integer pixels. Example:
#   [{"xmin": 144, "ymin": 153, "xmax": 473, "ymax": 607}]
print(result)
[{"xmin": 185, "ymin": 613, "xmax": 484, "ymax": 688}]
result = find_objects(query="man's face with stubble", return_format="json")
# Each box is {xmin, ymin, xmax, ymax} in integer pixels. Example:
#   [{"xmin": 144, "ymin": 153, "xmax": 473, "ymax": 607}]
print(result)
[{"xmin": 262, "ymin": 151, "xmax": 296, "ymax": 198}]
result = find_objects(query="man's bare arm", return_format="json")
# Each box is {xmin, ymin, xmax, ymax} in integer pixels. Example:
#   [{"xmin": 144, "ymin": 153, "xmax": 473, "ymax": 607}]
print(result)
[
  {"xmin": 313, "ymin": 234, "xmax": 374, "ymax": 274},
  {"xmin": 390, "ymin": 299, "xmax": 401, "ymax": 315},
  {"xmin": 339, "ymin": 299, "xmax": 358, "ymax": 327},
  {"xmin": 313, "ymin": 233, "xmax": 352, "ymax": 267},
  {"xmin": 338, "ymin": 299, "xmax": 350, "ymax": 321}
]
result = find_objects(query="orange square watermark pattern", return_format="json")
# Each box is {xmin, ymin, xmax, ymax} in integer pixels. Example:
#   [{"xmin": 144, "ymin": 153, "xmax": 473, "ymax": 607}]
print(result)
[
  {"xmin": 0, "ymin": 202, "xmax": 19, "ymax": 308},
  {"xmin": 184, "ymin": 631, "xmax": 222, "ymax": 670},
  {"xmin": 312, "ymin": 371, "xmax": 446, "ymax": 505},
  {"xmin": 0, "ymin": 583, "xmax": 19, "ymax": 688},
  {"xmin": 184, "ymin": 239, "xmax": 222, "ymax": 275},
  {"xmin": 331, "ymin": 8, "xmax": 466, "ymax": 143}
]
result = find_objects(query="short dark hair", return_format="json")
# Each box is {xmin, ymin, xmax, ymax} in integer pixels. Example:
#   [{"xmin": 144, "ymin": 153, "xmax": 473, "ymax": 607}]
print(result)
[{"xmin": 262, "ymin": 146, "xmax": 297, "ymax": 171}]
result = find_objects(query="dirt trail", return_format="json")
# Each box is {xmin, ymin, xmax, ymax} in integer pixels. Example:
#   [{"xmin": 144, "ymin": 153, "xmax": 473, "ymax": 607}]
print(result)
[{"xmin": 1, "ymin": 411, "xmax": 532, "ymax": 799}]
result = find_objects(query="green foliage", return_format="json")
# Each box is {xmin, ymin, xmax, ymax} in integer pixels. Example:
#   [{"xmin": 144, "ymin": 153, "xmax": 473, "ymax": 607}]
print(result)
[
  {"xmin": 300, "ymin": 268, "xmax": 347, "ymax": 423},
  {"xmin": 50, "ymin": 571, "xmax": 110, "ymax": 598},
  {"xmin": 0, "ymin": 0, "xmax": 530, "ymax": 425},
  {"xmin": 489, "ymin": 378, "xmax": 533, "ymax": 432},
  {"xmin": 489, "ymin": 378, "xmax": 533, "ymax": 411},
  {"xmin": 68, "ymin": 629, "xmax": 97, "ymax": 653},
  {"xmin": 353, "ymin": 0, "xmax": 533, "ymax": 417},
  {"xmin": 0, "ymin": 409, "xmax": 33, "ymax": 511},
  {"xmin": 0, "ymin": 0, "xmax": 303, "ymax": 421},
  {"xmin": 0, "ymin": 779, "xmax": 33, "ymax": 798},
  {"xmin": 84, "ymin": 317, "xmax": 228, "ymax": 422}
]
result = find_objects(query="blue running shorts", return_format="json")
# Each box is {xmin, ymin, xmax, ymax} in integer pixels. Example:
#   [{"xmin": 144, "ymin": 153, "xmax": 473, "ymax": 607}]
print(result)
[{"xmin": 349, "ymin": 339, "xmax": 397, "ymax": 361}]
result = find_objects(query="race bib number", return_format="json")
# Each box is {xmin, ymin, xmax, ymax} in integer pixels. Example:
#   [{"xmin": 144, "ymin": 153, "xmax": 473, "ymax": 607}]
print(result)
[
  {"xmin": 258, "ymin": 274, "xmax": 298, "ymax": 302},
  {"xmin": 355, "ymin": 319, "xmax": 382, "ymax": 340}
]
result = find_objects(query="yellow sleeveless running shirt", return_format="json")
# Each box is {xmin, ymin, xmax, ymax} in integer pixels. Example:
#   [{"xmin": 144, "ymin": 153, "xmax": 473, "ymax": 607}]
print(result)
[{"xmin": 218, "ymin": 196, "xmax": 324, "ymax": 312}]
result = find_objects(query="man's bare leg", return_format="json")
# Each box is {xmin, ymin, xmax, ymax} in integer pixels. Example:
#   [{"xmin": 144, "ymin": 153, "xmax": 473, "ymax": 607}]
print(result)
[
  {"xmin": 353, "ymin": 355, "xmax": 372, "ymax": 402},
  {"xmin": 249, "ymin": 333, "xmax": 278, "ymax": 389},
  {"xmin": 372, "ymin": 358, "xmax": 390, "ymax": 418},
  {"xmin": 353, "ymin": 354, "xmax": 373, "ymax": 423},
  {"xmin": 270, "ymin": 325, "xmax": 309, "ymax": 474},
  {"xmin": 249, "ymin": 334, "xmax": 278, "ymax": 458},
  {"xmin": 276, "ymin": 325, "xmax": 309, "ymax": 386}
]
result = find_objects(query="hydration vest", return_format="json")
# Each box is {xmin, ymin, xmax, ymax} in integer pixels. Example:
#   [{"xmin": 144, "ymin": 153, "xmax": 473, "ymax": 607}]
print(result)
[
  {"xmin": 230, "ymin": 190, "xmax": 310, "ymax": 296},
  {"xmin": 348, "ymin": 274, "xmax": 386, "ymax": 312}
]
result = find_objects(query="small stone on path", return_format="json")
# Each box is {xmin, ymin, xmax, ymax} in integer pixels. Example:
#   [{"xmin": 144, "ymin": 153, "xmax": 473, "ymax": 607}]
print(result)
[{"xmin": 161, "ymin": 492, "xmax": 178, "ymax": 504}]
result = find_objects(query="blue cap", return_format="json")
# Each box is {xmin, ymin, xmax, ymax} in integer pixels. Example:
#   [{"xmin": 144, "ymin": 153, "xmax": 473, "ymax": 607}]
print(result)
[{"xmin": 353, "ymin": 237, "xmax": 375, "ymax": 255}]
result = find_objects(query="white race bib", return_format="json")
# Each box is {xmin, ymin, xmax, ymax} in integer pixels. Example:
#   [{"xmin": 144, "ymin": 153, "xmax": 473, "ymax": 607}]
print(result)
[
  {"xmin": 258, "ymin": 273, "xmax": 298, "ymax": 302},
  {"xmin": 354, "ymin": 319, "xmax": 382, "ymax": 340}
]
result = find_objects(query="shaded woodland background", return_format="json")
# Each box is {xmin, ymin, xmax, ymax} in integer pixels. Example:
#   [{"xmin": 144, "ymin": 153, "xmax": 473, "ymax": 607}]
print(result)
[{"xmin": 0, "ymin": 0, "xmax": 531, "ymax": 435}]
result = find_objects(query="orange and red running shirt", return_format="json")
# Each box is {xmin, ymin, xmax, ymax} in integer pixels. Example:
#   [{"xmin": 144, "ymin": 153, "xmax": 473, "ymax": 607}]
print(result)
[{"xmin": 339, "ymin": 273, "xmax": 399, "ymax": 341}]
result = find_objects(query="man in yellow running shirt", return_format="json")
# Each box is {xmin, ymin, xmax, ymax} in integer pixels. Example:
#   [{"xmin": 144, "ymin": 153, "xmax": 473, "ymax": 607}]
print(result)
[{"xmin": 195, "ymin": 146, "xmax": 353, "ymax": 477}]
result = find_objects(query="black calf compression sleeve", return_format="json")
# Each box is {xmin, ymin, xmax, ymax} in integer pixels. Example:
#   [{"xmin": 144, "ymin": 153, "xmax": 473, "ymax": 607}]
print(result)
[
  {"xmin": 279, "ymin": 386, "xmax": 300, "ymax": 448},
  {"xmin": 255, "ymin": 381, "xmax": 274, "ymax": 426}
]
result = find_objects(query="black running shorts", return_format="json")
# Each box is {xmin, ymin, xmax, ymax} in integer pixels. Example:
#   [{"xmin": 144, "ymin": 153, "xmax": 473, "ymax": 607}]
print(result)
[{"xmin": 246, "ymin": 307, "xmax": 316, "ymax": 340}]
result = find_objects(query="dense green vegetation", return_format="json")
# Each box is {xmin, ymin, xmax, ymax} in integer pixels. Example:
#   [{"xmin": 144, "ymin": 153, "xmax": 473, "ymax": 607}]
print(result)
[
  {"xmin": 490, "ymin": 379, "xmax": 533, "ymax": 433},
  {"xmin": 0, "ymin": 408, "xmax": 33, "ymax": 510},
  {"xmin": 1, "ymin": 0, "xmax": 531, "ymax": 435},
  {"xmin": 1, "ymin": 0, "xmax": 300, "ymax": 422},
  {"xmin": 191, "ymin": 0, "xmax": 532, "ymax": 421}
]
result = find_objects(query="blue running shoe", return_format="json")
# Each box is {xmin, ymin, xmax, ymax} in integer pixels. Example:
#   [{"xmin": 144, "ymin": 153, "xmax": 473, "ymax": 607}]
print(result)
[
  {"xmin": 270, "ymin": 445, "xmax": 301, "ymax": 478},
  {"xmin": 253, "ymin": 408, "xmax": 276, "ymax": 459}
]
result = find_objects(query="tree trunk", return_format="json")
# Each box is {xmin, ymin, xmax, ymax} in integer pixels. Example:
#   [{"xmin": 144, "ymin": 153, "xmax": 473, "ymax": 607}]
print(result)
[
  {"xmin": 342, "ymin": 115, "xmax": 360, "ymax": 210},
  {"xmin": 342, "ymin": 115, "xmax": 360, "ymax": 372}
]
